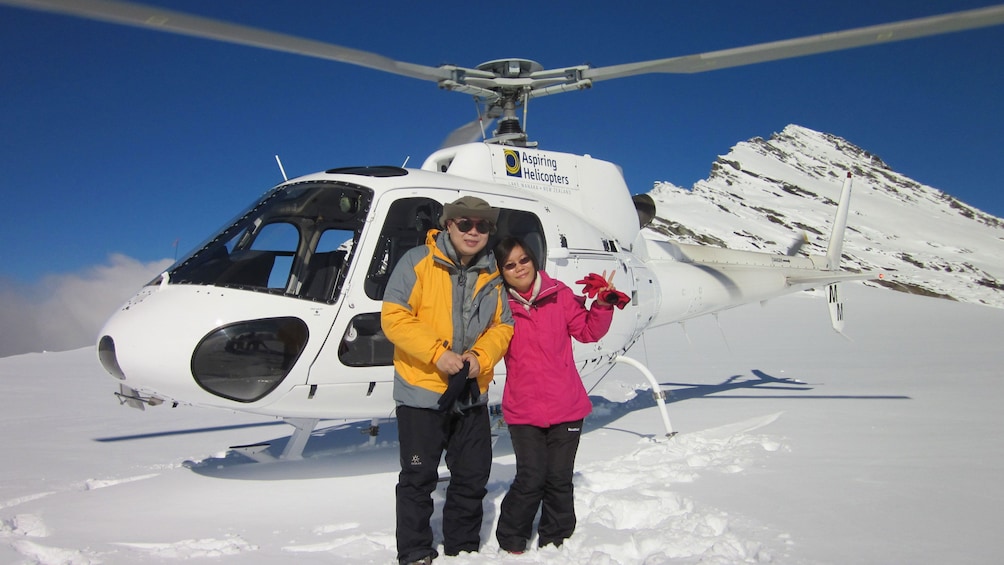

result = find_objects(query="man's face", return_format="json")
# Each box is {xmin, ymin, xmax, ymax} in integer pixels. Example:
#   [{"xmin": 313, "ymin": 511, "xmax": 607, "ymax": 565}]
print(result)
[{"xmin": 446, "ymin": 216, "xmax": 493, "ymax": 261}]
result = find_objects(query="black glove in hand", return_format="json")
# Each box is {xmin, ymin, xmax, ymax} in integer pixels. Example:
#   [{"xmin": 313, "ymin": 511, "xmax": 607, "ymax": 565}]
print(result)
[
  {"xmin": 600, "ymin": 289, "xmax": 631, "ymax": 309},
  {"xmin": 578, "ymin": 272, "xmax": 628, "ymax": 309},
  {"xmin": 437, "ymin": 361, "xmax": 471, "ymax": 412}
]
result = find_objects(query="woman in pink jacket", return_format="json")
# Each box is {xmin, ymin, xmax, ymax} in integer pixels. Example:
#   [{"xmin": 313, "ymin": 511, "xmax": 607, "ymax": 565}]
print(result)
[{"xmin": 493, "ymin": 236, "xmax": 619, "ymax": 553}]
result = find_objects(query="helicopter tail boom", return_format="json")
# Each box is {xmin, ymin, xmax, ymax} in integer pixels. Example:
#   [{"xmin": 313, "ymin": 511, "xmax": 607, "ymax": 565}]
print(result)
[{"xmin": 640, "ymin": 171, "xmax": 871, "ymax": 329}]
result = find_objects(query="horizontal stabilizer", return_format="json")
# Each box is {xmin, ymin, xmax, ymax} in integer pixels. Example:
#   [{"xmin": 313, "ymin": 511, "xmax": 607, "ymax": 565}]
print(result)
[{"xmin": 786, "ymin": 270, "xmax": 873, "ymax": 288}]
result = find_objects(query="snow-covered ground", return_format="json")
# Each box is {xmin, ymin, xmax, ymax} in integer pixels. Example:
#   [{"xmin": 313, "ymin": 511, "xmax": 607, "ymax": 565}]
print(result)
[{"xmin": 2, "ymin": 282, "xmax": 1003, "ymax": 564}]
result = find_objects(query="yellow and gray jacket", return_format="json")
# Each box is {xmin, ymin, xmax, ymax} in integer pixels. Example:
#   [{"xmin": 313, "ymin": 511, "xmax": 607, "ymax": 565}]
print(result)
[{"xmin": 381, "ymin": 229, "xmax": 514, "ymax": 410}]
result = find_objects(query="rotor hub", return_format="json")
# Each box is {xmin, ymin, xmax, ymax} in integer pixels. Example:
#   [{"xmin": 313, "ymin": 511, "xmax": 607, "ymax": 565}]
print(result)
[{"xmin": 475, "ymin": 59, "xmax": 544, "ymax": 78}]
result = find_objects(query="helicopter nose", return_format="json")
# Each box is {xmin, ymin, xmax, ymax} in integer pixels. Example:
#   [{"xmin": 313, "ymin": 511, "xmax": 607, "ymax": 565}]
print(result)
[
  {"xmin": 98, "ymin": 316, "xmax": 311, "ymax": 404},
  {"xmin": 96, "ymin": 285, "xmax": 314, "ymax": 407}
]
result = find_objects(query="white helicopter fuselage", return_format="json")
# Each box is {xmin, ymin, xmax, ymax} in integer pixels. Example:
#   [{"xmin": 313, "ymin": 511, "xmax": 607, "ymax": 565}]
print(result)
[{"xmin": 97, "ymin": 143, "xmax": 865, "ymax": 425}]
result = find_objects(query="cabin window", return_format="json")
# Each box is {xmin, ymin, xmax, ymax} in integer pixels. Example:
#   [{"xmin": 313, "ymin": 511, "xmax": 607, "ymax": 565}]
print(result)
[
  {"xmin": 494, "ymin": 209, "xmax": 547, "ymax": 264},
  {"xmin": 338, "ymin": 312, "xmax": 394, "ymax": 367},
  {"xmin": 364, "ymin": 197, "xmax": 442, "ymax": 301},
  {"xmin": 299, "ymin": 228, "xmax": 354, "ymax": 302}
]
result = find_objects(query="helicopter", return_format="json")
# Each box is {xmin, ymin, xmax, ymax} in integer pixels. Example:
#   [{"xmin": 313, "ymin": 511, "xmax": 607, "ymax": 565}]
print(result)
[{"xmin": 5, "ymin": 0, "xmax": 1003, "ymax": 460}]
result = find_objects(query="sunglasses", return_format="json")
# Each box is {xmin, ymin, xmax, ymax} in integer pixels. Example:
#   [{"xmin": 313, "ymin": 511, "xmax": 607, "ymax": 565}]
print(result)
[
  {"xmin": 452, "ymin": 218, "xmax": 494, "ymax": 235},
  {"xmin": 503, "ymin": 255, "xmax": 532, "ymax": 271}
]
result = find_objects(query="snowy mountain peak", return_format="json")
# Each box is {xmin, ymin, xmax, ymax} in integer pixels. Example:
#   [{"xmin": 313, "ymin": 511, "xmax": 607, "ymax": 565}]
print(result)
[{"xmin": 646, "ymin": 124, "xmax": 1004, "ymax": 308}]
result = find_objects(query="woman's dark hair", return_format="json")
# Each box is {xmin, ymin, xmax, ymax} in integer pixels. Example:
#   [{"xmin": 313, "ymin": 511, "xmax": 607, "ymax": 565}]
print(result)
[{"xmin": 494, "ymin": 236, "xmax": 539, "ymax": 274}]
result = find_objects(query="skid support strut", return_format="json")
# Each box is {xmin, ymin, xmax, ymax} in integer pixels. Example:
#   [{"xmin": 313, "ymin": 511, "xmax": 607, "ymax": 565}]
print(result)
[
  {"xmin": 280, "ymin": 417, "xmax": 320, "ymax": 460},
  {"xmin": 614, "ymin": 356, "xmax": 677, "ymax": 439}
]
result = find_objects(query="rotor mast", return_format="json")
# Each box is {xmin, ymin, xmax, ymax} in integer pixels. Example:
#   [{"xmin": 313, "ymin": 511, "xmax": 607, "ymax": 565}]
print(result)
[{"xmin": 437, "ymin": 58, "xmax": 592, "ymax": 147}]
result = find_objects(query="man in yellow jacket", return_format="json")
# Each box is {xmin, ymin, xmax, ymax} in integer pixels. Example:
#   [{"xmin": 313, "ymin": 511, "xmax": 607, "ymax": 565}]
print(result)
[{"xmin": 382, "ymin": 195, "xmax": 514, "ymax": 565}]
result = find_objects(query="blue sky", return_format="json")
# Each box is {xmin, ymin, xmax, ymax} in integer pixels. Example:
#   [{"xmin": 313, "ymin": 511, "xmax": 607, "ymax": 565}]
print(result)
[{"xmin": 1, "ymin": 0, "xmax": 1002, "ymax": 285}]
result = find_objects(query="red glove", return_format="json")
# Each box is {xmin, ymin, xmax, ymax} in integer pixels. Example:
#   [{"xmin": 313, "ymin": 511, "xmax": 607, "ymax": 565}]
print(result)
[
  {"xmin": 577, "ymin": 273, "xmax": 630, "ymax": 309},
  {"xmin": 575, "ymin": 273, "xmax": 608, "ymax": 298}
]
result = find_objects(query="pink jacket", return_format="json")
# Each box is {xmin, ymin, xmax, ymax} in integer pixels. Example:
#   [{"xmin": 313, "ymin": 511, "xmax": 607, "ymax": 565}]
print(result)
[{"xmin": 502, "ymin": 270, "xmax": 613, "ymax": 427}]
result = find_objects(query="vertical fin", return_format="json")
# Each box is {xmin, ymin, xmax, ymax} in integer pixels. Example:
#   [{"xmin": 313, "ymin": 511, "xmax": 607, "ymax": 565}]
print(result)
[
  {"xmin": 826, "ymin": 173, "xmax": 854, "ymax": 270},
  {"xmin": 827, "ymin": 283, "xmax": 852, "ymax": 339}
]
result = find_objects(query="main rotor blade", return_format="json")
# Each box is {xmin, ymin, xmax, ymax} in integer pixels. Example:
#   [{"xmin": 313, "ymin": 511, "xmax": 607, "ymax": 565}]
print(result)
[
  {"xmin": 1, "ymin": 0, "xmax": 452, "ymax": 83},
  {"xmin": 584, "ymin": 4, "xmax": 1004, "ymax": 82},
  {"xmin": 7, "ymin": 0, "xmax": 1004, "ymax": 100},
  {"xmin": 439, "ymin": 118, "xmax": 494, "ymax": 149}
]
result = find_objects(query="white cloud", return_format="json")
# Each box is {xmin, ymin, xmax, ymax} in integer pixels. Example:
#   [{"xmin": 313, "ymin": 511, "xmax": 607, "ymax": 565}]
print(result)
[{"xmin": 0, "ymin": 255, "xmax": 172, "ymax": 358}]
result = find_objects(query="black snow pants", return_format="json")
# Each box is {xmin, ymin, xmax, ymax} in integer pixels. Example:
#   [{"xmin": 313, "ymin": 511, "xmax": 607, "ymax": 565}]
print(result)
[
  {"xmin": 495, "ymin": 419, "xmax": 584, "ymax": 552},
  {"xmin": 395, "ymin": 404, "xmax": 492, "ymax": 564}
]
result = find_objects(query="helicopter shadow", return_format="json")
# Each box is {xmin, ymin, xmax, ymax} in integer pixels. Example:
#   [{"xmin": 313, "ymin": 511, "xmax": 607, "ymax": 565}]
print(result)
[
  {"xmin": 184, "ymin": 418, "xmax": 404, "ymax": 480},
  {"xmin": 660, "ymin": 368, "xmax": 910, "ymax": 402},
  {"xmin": 580, "ymin": 367, "xmax": 809, "ymax": 439},
  {"xmin": 584, "ymin": 367, "xmax": 910, "ymax": 439}
]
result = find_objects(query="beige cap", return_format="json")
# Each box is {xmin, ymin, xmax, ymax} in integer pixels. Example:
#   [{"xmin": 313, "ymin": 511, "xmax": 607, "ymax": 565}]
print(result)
[{"xmin": 439, "ymin": 195, "xmax": 500, "ymax": 227}]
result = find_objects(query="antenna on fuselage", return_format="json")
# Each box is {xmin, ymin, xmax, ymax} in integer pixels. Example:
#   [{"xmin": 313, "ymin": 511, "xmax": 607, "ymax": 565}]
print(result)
[{"xmin": 275, "ymin": 155, "xmax": 288, "ymax": 181}]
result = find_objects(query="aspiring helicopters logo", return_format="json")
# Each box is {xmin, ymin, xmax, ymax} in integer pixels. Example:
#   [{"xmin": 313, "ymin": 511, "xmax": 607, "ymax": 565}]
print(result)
[
  {"xmin": 504, "ymin": 149, "xmax": 522, "ymax": 177},
  {"xmin": 503, "ymin": 149, "xmax": 570, "ymax": 186}
]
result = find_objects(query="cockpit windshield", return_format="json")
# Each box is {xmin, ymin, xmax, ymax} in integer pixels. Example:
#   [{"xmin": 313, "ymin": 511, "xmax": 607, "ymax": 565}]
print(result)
[{"xmin": 166, "ymin": 181, "xmax": 372, "ymax": 303}]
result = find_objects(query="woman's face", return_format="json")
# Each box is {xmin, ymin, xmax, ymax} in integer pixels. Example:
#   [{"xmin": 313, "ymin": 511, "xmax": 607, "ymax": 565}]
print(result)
[{"xmin": 501, "ymin": 244, "xmax": 535, "ymax": 293}]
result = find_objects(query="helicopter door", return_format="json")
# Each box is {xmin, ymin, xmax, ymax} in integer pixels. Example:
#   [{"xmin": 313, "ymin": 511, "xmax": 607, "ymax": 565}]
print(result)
[{"xmin": 337, "ymin": 196, "xmax": 443, "ymax": 368}]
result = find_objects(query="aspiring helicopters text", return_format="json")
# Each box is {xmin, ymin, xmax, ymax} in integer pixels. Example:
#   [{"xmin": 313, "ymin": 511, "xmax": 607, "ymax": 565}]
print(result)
[{"xmin": 5, "ymin": 0, "xmax": 1003, "ymax": 459}]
